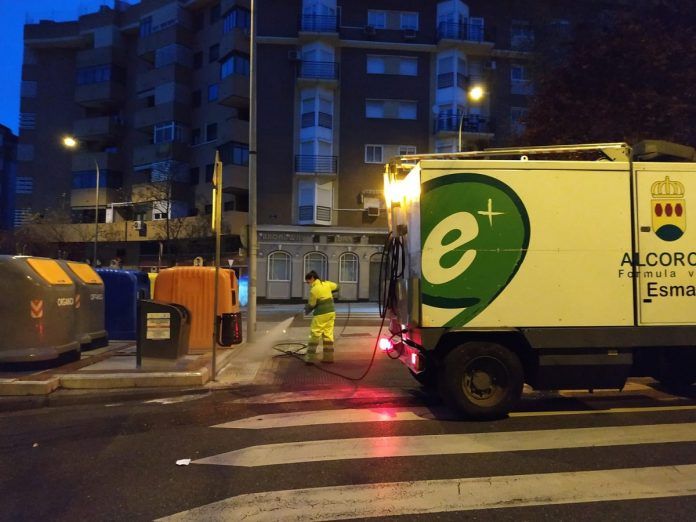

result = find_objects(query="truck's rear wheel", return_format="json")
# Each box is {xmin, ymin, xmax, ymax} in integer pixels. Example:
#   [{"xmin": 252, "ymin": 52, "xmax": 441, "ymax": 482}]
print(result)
[{"xmin": 439, "ymin": 342, "xmax": 523, "ymax": 419}]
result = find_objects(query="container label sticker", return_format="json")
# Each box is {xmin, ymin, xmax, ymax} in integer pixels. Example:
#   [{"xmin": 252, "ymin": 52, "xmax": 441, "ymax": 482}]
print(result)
[{"xmin": 146, "ymin": 312, "xmax": 171, "ymax": 340}]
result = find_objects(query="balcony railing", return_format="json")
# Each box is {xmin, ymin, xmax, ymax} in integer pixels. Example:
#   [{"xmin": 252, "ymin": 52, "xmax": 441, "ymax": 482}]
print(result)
[
  {"xmin": 299, "ymin": 14, "xmax": 338, "ymax": 33},
  {"xmin": 295, "ymin": 155, "xmax": 337, "ymax": 174},
  {"xmin": 434, "ymin": 113, "xmax": 490, "ymax": 134},
  {"xmin": 437, "ymin": 21, "xmax": 485, "ymax": 43},
  {"xmin": 297, "ymin": 60, "xmax": 339, "ymax": 81}
]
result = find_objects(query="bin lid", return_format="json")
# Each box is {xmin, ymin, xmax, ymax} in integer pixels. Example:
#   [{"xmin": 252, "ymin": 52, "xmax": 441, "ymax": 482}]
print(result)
[
  {"xmin": 67, "ymin": 262, "xmax": 103, "ymax": 285},
  {"xmin": 26, "ymin": 258, "xmax": 72, "ymax": 285}
]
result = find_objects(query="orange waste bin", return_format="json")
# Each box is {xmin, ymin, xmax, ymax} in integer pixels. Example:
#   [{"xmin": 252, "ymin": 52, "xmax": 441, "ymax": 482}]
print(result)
[{"xmin": 154, "ymin": 266, "xmax": 236, "ymax": 351}]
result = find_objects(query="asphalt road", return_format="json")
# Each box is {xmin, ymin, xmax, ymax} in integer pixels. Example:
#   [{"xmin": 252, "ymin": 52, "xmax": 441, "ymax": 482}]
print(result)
[{"xmin": 2, "ymin": 372, "xmax": 696, "ymax": 521}]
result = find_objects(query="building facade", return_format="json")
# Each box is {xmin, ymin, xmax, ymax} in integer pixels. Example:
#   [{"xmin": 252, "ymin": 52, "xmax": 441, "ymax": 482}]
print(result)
[
  {"xmin": 18, "ymin": 0, "xmax": 614, "ymax": 299},
  {"xmin": 0, "ymin": 125, "xmax": 19, "ymax": 232}
]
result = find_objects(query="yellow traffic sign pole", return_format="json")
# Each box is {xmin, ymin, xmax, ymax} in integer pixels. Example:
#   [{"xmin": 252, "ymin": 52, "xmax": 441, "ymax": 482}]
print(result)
[{"xmin": 211, "ymin": 151, "xmax": 223, "ymax": 380}]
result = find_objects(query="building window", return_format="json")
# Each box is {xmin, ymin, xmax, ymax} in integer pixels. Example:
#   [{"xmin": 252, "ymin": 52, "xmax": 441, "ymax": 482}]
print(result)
[
  {"xmin": 139, "ymin": 16, "xmax": 152, "ymax": 36},
  {"xmin": 192, "ymin": 89, "xmax": 201, "ymax": 107},
  {"xmin": 219, "ymin": 140, "xmax": 249, "ymax": 166},
  {"xmin": 76, "ymin": 65, "xmax": 123, "ymax": 85},
  {"xmin": 304, "ymin": 252, "xmax": 328, "ymax": 280},
  {"xmin": 71, "ymin": 170, "xmax": 123, "ymax": 189},
  {"xmin": 155, "ymin": 44, "xmax": 192, "ymax": 69},
  {"xmin": 15, "ymin": 177, "xmax": 33, "ymax": 194},
  {"xmin": 365, "ymin": 145, "xmax": 383, "ymax": 163},
  {"xmin": 365, "ymin": 99, "xmax": 417, "ymax": 120},
  {"xmin": 511, "ymin": 65, "xmax": 534, "ymax": 95},
  {"xmin": 268, "ymin": 251, "xmax": 291, "ymax": 281},
  {"xmin": 511, "ymin": 20, "xmax": 534, "ymax": 50},
  {"xmin": 191, "ymin": 128, "xmax": 201, "ymax": 145},
  {"xmin": 153, "ymin": 121, "xmax": 183, "ymax": 144},
  {"xmin": 19, "ymin": 113, "xmax": 36, "ymax": 130},
  {"xmin": 221, "ymin": 53, "xmax": 250, "ymax": 78},
  {"xmin": 210, "ymin": 3, "xmax": 221, "ymax": 24},
  {"xmin": 189, "ymin": 167, "xmax": 200, "ymax": 185},
  {"xmin": 205, "ymin": 163, "xmax": 214, "ymax": 182},
  {"xmin": 209, "ymin": 44, "xmax": 220, "ymax": 63},
  {"xmin": 511, "ymin": 107, "xmax": 529, "ymax": 135},
  {"xmin": 208, "ymin": 83, "xmax": 219, "ymax": 101},
  {"xmin": 399, "ymin": 145, "xmax": 416, "ymax": 155},
  {"xmin": 400, "ymin": 12, "xmax": 418, "ymax": 30},
  {"xmin": 367, "ymin": 55, "xmax": 417, "ymax": 76},
  {"xmin": 367, "ymin": 10, "xmax": 386, "ymax": 29},
  {"xmin": 193, "ymin": 52, "xmax": 203, "ymax": 69},
  {"xmin": 206, "ymin": 123, "xmax": 218, "ymax": 141},
  {"xmin": 339, "ymin": 252, "xmax": 359, "ymax": 283},
  {"xmin": 223, "ymin": 7, "xmax": 250, "ymax": 33},
  {"xmin": 13, "ymin": 209, "xmax": 31, "ymax": 227}
]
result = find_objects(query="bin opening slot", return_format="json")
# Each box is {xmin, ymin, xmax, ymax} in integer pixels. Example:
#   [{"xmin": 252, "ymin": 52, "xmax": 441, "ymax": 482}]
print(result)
[{"xmin": 26, "ymin": 258, "xmax": 73, "ymax": 285}]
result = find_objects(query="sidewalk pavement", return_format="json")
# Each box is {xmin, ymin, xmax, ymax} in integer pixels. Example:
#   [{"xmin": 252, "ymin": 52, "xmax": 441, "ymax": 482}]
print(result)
[{"xmin": 0, "ymin": 303, "xmax": 397, "ymax": 409}]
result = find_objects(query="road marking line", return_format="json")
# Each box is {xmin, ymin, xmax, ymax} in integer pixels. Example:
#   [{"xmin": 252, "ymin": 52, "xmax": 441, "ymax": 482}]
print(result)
[
  {"xmin": 229, "ymin": 388, "xmax": 412, "ymax": 404},
  {"xmin": 216, "ymin": 404, "xmax": 696, "ymax": 430},
  {"xmin": 213, "ymin": 407, "xmax": 439, "ymax": 429},
  {"xmin": 194, "ymin": 422, "xmax": 696, "ymax": 467},
  {"xmin": 159, "ymin": 463, "xmax": 696, "ymax": 521},
  {"xmin": 511, "ymin": 405, "xmax": 696, "ymax": 417},
  {"xmin": 145, "ymin": 394, "xmax": 206, "ymax": 405}
]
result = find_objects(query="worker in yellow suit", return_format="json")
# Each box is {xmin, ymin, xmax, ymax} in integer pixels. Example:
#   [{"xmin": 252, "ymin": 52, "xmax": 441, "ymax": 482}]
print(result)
[{"xmin": 304, "ymin": 270, "xmax": 339, "ymax": 364}]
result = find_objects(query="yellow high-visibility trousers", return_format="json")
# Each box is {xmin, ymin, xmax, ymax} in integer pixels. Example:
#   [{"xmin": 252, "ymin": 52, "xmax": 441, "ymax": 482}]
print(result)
[{"xmin": 306, "ymin": 312, "xmax": 336, "ymax": 363}]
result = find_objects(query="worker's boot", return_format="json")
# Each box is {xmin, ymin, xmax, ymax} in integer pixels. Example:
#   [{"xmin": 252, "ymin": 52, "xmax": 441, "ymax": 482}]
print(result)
[
  {"xmin": 321, "ymin": 341, "xmax": 334, "ymax": 363},
  {"xmin": 304, "ymin": 342, "xmax": 318, "ymax": 365}
]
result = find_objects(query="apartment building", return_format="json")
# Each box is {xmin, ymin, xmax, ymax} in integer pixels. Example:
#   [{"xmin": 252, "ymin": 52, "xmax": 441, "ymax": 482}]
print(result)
[
  {"xmin": 18, "ymin": 0, "xmax": 613, "ymax": 299},
  {"xmin": 0, "ymin": 125, "xmax": 20, "ymax": 231}
]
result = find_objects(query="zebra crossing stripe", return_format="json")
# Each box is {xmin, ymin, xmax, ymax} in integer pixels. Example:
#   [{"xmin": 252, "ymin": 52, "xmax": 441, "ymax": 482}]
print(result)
[
  {"xmin": 159, "ymin": 463, "xmax": 696, "ymax": 521},
  {"xmin": 215, "ymin": 405, "xmax": 696, "ymax": 429},
  {"xmin": 194, "ymin": 421, "xmax": 696, "ymax": 467},
  {"xmin": 213, "ymin": 407, "xmax": 437, "ymax": 429},
  {"xmin": 229, "ymin": 388, "xmax": 411, "ymax": 404}
]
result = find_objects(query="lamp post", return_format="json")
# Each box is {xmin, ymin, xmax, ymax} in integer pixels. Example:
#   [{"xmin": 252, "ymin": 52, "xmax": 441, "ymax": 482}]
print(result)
[
  {"xmin": 458, "ymin": 85, "xmax": 486, "ymax": 152},
  {"xmin": 62, "ymin": 136, "xmax": 100, "ymax": 264}
]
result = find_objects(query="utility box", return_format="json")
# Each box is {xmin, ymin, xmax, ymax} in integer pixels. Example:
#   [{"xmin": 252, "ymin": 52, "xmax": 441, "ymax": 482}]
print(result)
[{"xmin": 136, "ymin": 300, "xmax": 191, "ymax": 369}]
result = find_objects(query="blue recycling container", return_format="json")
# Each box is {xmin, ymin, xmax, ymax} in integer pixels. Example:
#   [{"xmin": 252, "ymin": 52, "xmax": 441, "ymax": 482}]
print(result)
[{"xmin": 96, "ymin": 269, "xmax": 151, "ymax": 340}]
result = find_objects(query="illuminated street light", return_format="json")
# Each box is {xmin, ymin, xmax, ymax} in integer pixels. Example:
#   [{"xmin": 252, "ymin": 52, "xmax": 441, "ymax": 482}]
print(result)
[
  {"xmin": 61, "ymin": 136, "xmax": 100, "ymax": 265},
  {"xmin": 458, "ymin": 85, "xmax": 486, "ymax": 151}
]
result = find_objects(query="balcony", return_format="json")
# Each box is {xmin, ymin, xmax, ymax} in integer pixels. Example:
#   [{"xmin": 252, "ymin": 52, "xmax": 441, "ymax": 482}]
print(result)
[
  {"xmin": 73, "ymin": 115, "xmax": 124, "ymax": 142},
  {"xmin": 76, "ymin": 46, "xmax": 126, "ymax": 68},
  {"xmin": 219, "ymin": 118, "xmax": 249, "ymax": 143},
  {"xmin": 75, "ymin": 81, "xmax": 126, "ymax": 108},
  {"xmin": 136, "ymin": 63, "xmax": 192, "ymax": 92},
  {"xmin": 70, "ymin": 187, "xmax": 118, "ymax": 208},
  {"xmin": 137, "ymin": 24, "xmax": 193, "ymax": 63},
  {"xmin": 133, "ymin": 142, "xmax": 190, "ymax": 167},
  {"xmin": 298, "ymin": 14, "xmax": 339, "ymax": 42},
  {"xmin": 71, "ymin": 151, "xmax": 123, "ymax": 172},
  {"xmin": 295, "ymin": 155, "xmax": 337, "ymax": 174},
  {"xmin": 133, "ymin": 102, "xmax": 191, "ymax": 130},
  {"xmin": 222, "ymin": 0, "xmax": 250, "ymax": 12},
  {"xmin": 433, "ymin": 113, "xmax": 494, "ymax": 141},
  {"xmin": 437, "ymin": 21, "xmax": 494, "ymax": 55},
  {"xmin": 131, "ymin": 181, "xmax": 192, "ymax": 205},
  {"xmin": 218, "ymin": 74, "xmax": 249, "ymax": 107},
  {"xmin": 220, "ymin": 28, "xmax": 250, "ymax": 58},
  {"xmin": 297, "ymin": 60, "xmax": 339, "ymax": 87}
]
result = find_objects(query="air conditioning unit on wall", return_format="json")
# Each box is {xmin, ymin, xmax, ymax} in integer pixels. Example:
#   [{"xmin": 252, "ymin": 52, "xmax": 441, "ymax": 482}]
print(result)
[{"xmin": 366, "ymin": 207, "xmax": 380, "ymax": 217}]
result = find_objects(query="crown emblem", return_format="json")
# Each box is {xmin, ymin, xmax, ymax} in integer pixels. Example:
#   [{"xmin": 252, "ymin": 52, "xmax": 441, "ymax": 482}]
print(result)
[{"xmin": 651, "ymin": 176, "xmax": 684, "ymax": 198}]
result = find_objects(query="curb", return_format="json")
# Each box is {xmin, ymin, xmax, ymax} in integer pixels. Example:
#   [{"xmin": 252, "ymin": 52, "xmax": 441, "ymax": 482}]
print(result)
[{"xmin": 0, "ymin": 377, "xmax": 60, "ymax": 396}]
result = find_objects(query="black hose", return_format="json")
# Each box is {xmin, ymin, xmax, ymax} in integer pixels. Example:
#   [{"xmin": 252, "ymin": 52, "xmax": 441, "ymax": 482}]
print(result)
[{"xmin": 378, "ymin": 232, "xmax": 405, "ymax": 318}]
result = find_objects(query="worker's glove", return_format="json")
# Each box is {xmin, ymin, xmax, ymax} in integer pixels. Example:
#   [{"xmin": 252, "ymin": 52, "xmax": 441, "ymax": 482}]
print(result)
[{"xmin": 304, "ymin": 304, "xmax": 313, "ymax": 315}]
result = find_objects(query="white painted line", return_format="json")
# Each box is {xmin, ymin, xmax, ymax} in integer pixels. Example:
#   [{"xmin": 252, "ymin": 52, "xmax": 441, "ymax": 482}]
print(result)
[
  {"xmin": 159, "ymin": 463, "xmax": 696, "ymax": 521},
  {"xmin": 213, "ymin": 407, "xmax": 438, "ymax": 429},
  {"xmin": 218, "ymin": 404, "xmax": 696, "ymax": 429},
  {"xmin": 194, "ymin": 422, "xmax": 696, "ymax": 467},
  {"xmin": 229, "ymin": 388, "xmax": 411, "ymax": 404},
  {"xmin": 145, "ymin": 394, "xmax": 206, "ymax": 405},
  {"xmin": 511, "ymin": 405, "xmax": 696, "ymax": 417}
]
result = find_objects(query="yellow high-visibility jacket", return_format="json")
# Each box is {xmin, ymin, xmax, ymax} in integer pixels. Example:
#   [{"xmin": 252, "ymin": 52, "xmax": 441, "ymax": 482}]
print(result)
[{"xmin": 305, "ymin": 279, "xmax": 339, "ymax": 316}]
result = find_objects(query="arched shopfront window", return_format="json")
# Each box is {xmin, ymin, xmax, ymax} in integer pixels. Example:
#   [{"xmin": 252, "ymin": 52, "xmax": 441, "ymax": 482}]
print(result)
[
  {"xmin": 339, "ymin": 252, "xmax": 359, "ymax": 283},
  {"xmin": 267, "ymin": 251, "xmax": 291, "ymax": 281},
  {"xmin": 303, "ymin": 251, "xmax": 328, "ymax": 280}
]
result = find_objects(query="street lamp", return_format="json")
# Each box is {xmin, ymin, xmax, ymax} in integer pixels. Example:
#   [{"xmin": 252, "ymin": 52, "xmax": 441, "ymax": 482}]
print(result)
[
  {"xmin": 62, "ymin": 136, "xmax": 100, "ymax": 265},
  {"xmin": 458, "ymin": 84, "xmax": 486, "ymax": 152}
]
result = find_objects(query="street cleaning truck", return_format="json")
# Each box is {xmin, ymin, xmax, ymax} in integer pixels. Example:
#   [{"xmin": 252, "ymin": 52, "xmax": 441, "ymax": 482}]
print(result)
[{"xmin": 380, "ymin": 141, "xmax": 696, "ymax": 418}]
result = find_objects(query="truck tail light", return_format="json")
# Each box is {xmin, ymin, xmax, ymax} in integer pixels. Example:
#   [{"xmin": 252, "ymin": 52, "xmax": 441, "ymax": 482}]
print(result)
[{"xmin": 379, "ymin": 337, "xmax": 392, "ymax": 351}]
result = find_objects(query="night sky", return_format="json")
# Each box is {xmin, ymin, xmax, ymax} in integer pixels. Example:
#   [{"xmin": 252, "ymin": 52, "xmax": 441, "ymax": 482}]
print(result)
[{"xmin": 0, "ymin": 0, "xmax": 141, "ymax": 135}]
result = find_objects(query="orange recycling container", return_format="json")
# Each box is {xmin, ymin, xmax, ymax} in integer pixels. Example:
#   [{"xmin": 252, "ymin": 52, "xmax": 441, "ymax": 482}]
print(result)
[{"xmin": 154, "ymin": 267, "xmax": 239, "ymax": 351}]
